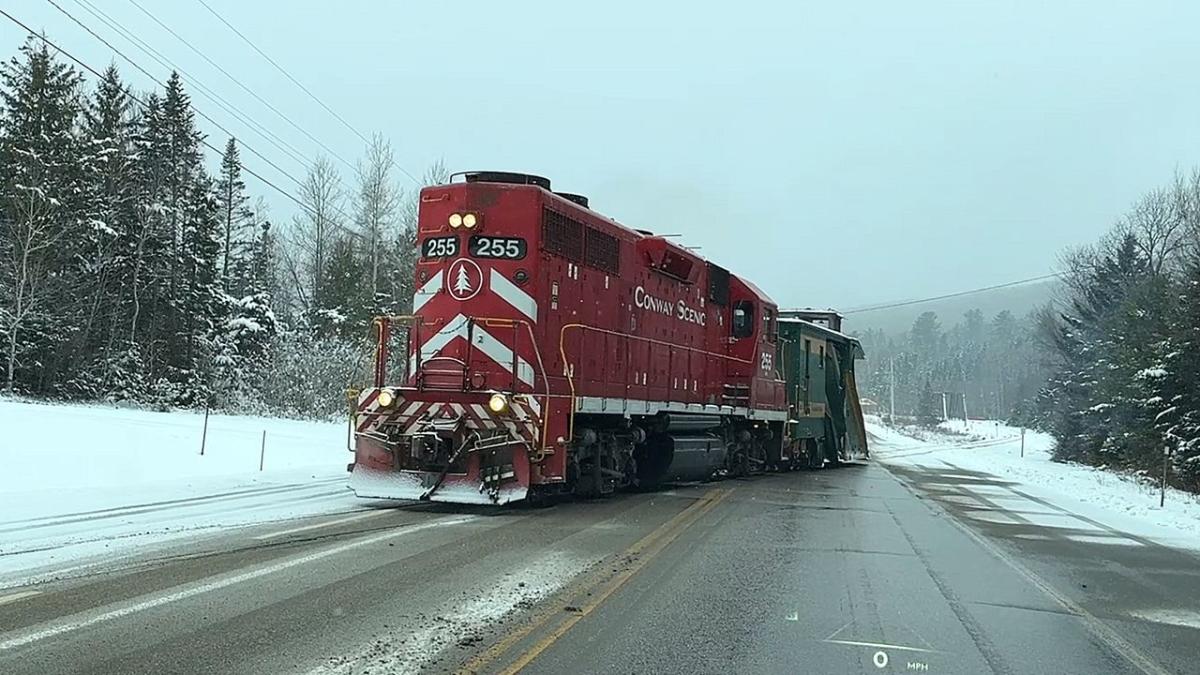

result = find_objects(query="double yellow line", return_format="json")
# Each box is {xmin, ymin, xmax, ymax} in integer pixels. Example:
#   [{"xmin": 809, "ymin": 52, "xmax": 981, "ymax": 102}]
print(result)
[{"xmin": 459, "ymin": 487, "xmax": 732, "ymax": 675}]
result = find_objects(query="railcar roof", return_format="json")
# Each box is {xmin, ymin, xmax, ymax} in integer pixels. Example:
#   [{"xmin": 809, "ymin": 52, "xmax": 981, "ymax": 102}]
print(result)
[{"xmin": 778, "ymin": 317, "xmax": 865, "ymax": 357}]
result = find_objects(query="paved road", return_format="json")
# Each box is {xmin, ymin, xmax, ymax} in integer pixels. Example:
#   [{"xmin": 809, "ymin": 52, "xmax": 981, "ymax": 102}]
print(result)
[{"xmin": 0, "ymin": 461, "xmax": 1196, "ymax": 674}]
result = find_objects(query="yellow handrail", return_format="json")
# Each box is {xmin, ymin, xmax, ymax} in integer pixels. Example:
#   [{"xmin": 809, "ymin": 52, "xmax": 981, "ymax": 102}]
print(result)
[{"xmin": 557, "ymin": 323, "xmax": 757, "ymax": 443}]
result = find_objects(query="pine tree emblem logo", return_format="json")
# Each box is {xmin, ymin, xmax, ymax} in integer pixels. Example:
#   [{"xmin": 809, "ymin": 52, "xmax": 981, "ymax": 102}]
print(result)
[{"xmin": 447, "ymin": 258, "xmax": 483, "ymax": 301}]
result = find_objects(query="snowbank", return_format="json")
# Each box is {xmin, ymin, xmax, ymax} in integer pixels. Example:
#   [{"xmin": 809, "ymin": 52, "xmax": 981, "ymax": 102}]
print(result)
[
  {"xmin": 870, "ymin": 417, "xmax": 1200, "ymax": 549},
  {"xmin": 0, "ymin": 398, "xmax": 362, "ymax": 585},
  {"xmin": 1, "ymin": 398, "xmax": 350, "ymax": 507}
]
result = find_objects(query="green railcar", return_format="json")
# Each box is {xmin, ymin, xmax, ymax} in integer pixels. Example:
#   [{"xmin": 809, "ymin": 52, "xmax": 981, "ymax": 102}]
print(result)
[{"xmin": 775, "ymin": 310, "xmax": 868, "ymax": 468}]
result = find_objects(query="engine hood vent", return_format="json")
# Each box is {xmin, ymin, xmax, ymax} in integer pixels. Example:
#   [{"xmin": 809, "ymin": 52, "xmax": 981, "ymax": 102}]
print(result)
[
  {"xmin": 556, "ymin": 192, "xmax": 589, "ymax": 208},
  {"xmin": 458, "ymin": 171, "xmax": 551, "ymax": 190}
]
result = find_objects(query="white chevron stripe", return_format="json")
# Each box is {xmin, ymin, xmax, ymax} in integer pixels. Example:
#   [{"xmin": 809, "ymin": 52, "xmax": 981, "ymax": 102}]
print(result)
[
  {"xmin": 410, "ymin": 315, "xmax": 462, "ymax": 379},
  {"xmin": 489, "ymin": 269, "xmax": 538, "ymax": 322},
  {"xmin": 521, "ymin": 395, "xmax": 542, "ymax": 417},
  {"xmin": 416, "ymin": 315, "xmax": 471, "ymax": 363},
  {"xmin": 414, "ymin": 314, "xmax": 534, "ymax": 386},
  {"xmin": 412, "ymin": 269, "xmax": 443, "ymax": 313},
  {"xmin": 470, "ymin": 322, "xmax": 535, "ymax": 386}
]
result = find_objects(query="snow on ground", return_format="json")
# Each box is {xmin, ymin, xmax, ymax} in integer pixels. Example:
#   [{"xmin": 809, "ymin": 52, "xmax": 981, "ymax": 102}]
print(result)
[
  {"xmin": 869, "ymin": 416, "xmax": 1200, "ymax": 550},
  {"xmin": 0, "ymin": 398, "xmax": 369, "ymax": 587}
]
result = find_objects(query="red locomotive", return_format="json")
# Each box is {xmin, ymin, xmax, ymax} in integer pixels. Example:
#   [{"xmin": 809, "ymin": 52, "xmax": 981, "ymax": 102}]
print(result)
[{"xmin": 350, "ymin": 171, "xmax": 827, "ymax": 504}]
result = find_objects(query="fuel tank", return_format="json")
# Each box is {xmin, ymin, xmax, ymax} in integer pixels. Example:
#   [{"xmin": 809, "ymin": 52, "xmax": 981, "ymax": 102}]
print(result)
[{"xmin": 636, "ymin": 431, "xmax": 727, "ymax": 486}]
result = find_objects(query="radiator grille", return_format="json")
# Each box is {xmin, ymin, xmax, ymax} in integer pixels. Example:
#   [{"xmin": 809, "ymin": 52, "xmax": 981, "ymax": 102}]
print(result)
[
  {"xmin": 542, "ymin": 207, "xmax": 620, "ymax": 274},
  {"xmin": 541, "ymin": 208, "xmax": 584, "ymax": 260},
  {"xmin": 584, "ymin": 227, "xmax": 620, "ymax": 275}
]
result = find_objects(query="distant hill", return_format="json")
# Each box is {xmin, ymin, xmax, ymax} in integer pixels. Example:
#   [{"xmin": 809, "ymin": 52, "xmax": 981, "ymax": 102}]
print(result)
[{"xmin": 840, "ymin": 280, "xmax": 1060, "ymax": 335}]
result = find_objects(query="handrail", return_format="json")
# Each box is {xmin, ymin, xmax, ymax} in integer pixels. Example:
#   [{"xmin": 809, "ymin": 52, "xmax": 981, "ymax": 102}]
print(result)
[
  {"xmin": 467, "ymin": 315, "xmax": 554, "ymax": 455},
  {"xmin": 557, "ymin": 323, "xmax": 759, "ymax": 442}
]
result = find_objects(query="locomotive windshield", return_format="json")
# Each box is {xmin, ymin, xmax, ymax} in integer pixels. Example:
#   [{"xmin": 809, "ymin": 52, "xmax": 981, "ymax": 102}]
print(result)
[{"xmin": 732, "ymin": 300, "xmax": 755, "ymax": 338}]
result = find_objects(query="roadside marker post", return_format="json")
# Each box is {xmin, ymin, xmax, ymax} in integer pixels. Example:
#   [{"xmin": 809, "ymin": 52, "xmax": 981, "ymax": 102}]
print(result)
[
  {"xmin": 200, "ymin": 400, "xmax": 210, "ymax": 456},
  {"xmin": 1020, "ymin": 428, "xmax": 1025, "ymax": 458},
  {"xmin": 259, "ymin": 430, "xmax": 267, "ymax": 472},
  {"xmin": 1161, "ymin": 445, "xmax": 1169, "ymax": 508}
]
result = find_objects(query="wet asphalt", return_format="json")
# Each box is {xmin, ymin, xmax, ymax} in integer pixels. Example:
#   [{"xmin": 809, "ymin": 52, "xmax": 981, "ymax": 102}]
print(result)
[
  {"xmin": 496, "ymin": 462, "xmax": 1199, "ymax": 675},
  {"xmin": 0, "ymin": 461, "xmax": 1195, "ymax": 674}
]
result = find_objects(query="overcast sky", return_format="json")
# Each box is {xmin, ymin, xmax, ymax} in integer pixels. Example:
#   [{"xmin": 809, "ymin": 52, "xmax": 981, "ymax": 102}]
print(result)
[{"xmin": 7, "ymin": 0, "xmax": 1200, "ymax": 309}]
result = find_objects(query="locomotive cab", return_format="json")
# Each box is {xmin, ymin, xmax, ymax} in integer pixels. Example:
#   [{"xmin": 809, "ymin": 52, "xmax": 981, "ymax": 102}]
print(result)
[{"xmin": 724, "ymin": 278, "xmax": 786, "ymax": 411}]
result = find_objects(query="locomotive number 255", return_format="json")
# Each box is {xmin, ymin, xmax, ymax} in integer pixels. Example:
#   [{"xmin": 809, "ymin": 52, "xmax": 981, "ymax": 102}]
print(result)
[
  {"xmin": 469, "ymin": 236, "xmax": 526, "ymax": 260},
  {"xmin": 422, "ymin": 236, "xmax": 459, "ymax": 258}
]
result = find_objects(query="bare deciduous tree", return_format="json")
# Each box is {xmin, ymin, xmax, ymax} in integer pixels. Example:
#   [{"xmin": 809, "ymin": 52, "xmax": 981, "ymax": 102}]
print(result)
[
  {"xmin": 354, "ymin": 134, "xmax": 401, "ymax": 298},
  {"xmin": 287, "ymin": 156, "xmax": 344, "ymax": 312},
  {"xmin": 2, "ymin": 184, "xmax": 67, "ymax": 392},
  {"xmin": 1119, "ymin": 187, "xmax": 1184, "ymax": 275}
]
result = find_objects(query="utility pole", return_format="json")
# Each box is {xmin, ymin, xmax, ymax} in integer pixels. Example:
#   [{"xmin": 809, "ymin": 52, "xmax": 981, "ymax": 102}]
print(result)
[
  {"xmin": 889, "ymin": 356, "xmax": 896, "ymax": 425},
  {"xmin": 960, "ymin": 359, "xmax": 968, "ymax": 429}
]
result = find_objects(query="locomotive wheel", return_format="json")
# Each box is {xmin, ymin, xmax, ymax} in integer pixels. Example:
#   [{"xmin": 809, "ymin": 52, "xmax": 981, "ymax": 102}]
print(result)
[
  {"xmin": 778, "ymin": 453, "xmax": 794, "ymax": 472},
  {"xmin": 730, "ymin": 449, "xmax": 750, "ymax": 478},
  {"xmin": 805, "ymin": 439, "xmax": 824, "ymax": 470}
]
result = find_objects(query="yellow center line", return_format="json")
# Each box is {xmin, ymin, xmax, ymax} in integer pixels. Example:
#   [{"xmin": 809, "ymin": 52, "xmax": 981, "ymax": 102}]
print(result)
[{"xmin": 459, "ymin": 487, "xmax": 732, "ymax": 675}]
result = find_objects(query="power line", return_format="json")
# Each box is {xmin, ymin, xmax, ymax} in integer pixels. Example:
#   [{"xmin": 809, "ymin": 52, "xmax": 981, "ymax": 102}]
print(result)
[
  {"xmin": 0, "ymin": 7, "xmax": 323, "ymax": 222},
  {"xmin": 41, "ymin": 0, "xmax": 309, "ymax": 192},
  {"xmin": 27, "ymin": 3, "xmax": 368, "ymax": 241},
  {"xmin": 123, "ymin": 0, "xmax": 357, "ymax": 173},
  {"xmin": 193, "ymin": 0, "xmax": 422, "ymax": 186},
  {"xmin": 841, "ymin": 273, "xmax": 1064, "ymax": 315},
  {"xmin": 66, "ymin": 0, "xmax": 311, "ymax": 170}
]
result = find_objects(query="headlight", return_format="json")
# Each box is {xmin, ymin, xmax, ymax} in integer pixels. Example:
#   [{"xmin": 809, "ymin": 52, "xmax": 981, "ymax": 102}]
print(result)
[
  {"xmin": 462, "ymin": 213, "xmax": 477, "ymax": 228},
  {"xmin": 487, "ymin": 393, "xmax": 508, "ymax": 414},
  {"xmin": 448, "ymin": 213, "xmax": 463, "ymax": 228},
  {"xmin": 377, "ymin": 389, "xmax": 395, "ymax": 408}
]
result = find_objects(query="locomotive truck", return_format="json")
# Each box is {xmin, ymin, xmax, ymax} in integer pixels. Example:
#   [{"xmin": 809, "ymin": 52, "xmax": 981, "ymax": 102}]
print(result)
[{"xmin": 350, "ymin": 171, "xmax": 867, "ymax": 504}]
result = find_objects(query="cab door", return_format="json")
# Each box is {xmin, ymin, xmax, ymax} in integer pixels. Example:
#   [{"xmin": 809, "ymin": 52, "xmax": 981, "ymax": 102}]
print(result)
[
  {"xmin": 724, "ymin": 293, "xmax": 757, "ymax": 408},
  {"xmin": 755, "ymin": 305, "xmax": 784, "ymax": 408}
]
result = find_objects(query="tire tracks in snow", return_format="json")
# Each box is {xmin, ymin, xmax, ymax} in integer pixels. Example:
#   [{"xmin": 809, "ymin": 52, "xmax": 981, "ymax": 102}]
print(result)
[
  {"xmin": 0, "ymin": 478, "xmax": 382, "ymax": 586},
  {"xmin": 0, "ymin": 477, "xmax": 348, "ymax": 533}
]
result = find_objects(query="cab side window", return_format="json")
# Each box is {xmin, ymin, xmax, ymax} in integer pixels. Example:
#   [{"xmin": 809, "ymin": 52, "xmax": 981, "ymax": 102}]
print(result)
[{"xmin": 732, "ymin": 300, "xmax": 755, "ymax": 339}]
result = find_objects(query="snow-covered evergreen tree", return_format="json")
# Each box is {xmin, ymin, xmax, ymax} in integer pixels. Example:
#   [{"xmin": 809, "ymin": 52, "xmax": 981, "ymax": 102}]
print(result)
[
  {"xmin": 215, "ymin": 137, "xmax": 255, "ymax": 298},
  {"xmin": 155, "ymin": 72, "xmax": 223, "ymax": 405},
  {"xmin": 313, "ymin": 236, "xmax": 369, "ymax": 337},
  {"xmin": 1158, "ymin": 258, "xmax": 1200, "ymax": 491},
  {"xmin": 916, "ymin": 379, "xmax": 939, "ymax": 426},
  {"xmin": 67, "ymin": 64, "xmax": 140, "ymax": 398}
]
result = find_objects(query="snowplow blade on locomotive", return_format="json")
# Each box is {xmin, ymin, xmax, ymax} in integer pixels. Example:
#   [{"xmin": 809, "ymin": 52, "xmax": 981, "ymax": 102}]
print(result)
[{"xmin": 349, "ymin": 387, "xmax": 540, "ymax": 505}]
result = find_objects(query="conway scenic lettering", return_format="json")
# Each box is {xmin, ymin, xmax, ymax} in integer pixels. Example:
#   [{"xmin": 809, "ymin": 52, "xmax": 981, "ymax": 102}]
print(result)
[{"xmin": 633, "ymin": 286, "xmax": 706, "ymax": 326}]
